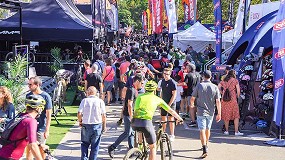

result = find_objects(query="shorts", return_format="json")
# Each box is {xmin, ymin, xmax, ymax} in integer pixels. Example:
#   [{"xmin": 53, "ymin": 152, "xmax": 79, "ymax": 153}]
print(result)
[
  {"xmin": 132, "ymin": 118, "xmax": 156, "ymax": 144},
  {"xmin": 181, "ymin": 88, "xmax": 188, "ymax": 98},
  {"xmin": 37, "ymin": 132, "xmax": 46, "ymax": 144},
  {"xmin": 161, "ymin": 103, "xmax": 176, "ymax": 116},
  {"xmin": 197, "ymin": 116, "xmax": 214, "ymax": 130},
  {"xmin": 176, "ymin": 101, "xmax": 181, "ymax": 111},
  {"xmin": 103, "ymin": 81, "xmax": 114, "ymax": 92}
]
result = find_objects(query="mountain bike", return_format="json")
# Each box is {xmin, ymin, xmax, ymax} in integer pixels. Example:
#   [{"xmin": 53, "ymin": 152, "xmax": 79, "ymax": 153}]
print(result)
[{"xmin": 123, "ymin": 121, "xmax": 177, "ymax": 160}]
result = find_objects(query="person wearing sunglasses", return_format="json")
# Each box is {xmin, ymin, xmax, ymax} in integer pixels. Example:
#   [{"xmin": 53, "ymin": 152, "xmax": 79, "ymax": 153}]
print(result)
[{"xmin": 157, "ymin": 68, "xmax": 177, "ymax": 142}]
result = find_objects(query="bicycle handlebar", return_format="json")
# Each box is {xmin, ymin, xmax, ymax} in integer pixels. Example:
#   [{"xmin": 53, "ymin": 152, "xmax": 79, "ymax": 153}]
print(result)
[{"xmin": 153, "ymin": 120, "xmax": 183, "ymax": 124}]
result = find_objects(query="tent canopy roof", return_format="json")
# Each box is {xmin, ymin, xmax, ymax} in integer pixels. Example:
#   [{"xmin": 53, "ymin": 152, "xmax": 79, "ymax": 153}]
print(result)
[
  {"xmin": 0, "ymin": 0, "xmax": 93, "ymax": 42},
  {"xmin": 174, "ymin": 22, "xmax": 216, "ymax": 41}
]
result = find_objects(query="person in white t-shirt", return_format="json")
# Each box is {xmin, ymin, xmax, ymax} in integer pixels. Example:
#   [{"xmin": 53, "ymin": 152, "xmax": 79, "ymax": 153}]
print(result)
[
  {"xmin": 77, "ymin": 86, "xmax": 106, "ymax": 160},
  {"xmin": 174, "ymin": 75, "xmax": 184, "ymax": 114}
]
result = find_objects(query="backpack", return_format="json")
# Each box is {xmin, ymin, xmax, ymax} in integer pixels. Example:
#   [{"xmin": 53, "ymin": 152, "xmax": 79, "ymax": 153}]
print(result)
[
  {"xmin": 223, "ymin": 88, "xmax": 232, "ymax": 102},
  {"xmin": 222, "ymin": 81, "xmax": 234, "ymax": 102},
  {"xmin": 0, "ymin": 114, "xmax": 31, "ymax": 146}
]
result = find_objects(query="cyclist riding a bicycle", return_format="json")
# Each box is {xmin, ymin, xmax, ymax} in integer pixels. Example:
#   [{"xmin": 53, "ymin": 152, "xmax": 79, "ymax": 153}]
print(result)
[{"xmin": 132, "ymin": 80, "xmax": 184, "ymax": 160}]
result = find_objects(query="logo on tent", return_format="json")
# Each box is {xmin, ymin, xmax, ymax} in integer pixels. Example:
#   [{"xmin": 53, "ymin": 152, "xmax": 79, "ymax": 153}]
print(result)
[
  {"xmin": 273, "ymin": 19, "xmax": 285, "ymax": 31},
  {"xmin": 275, "ymin": 79, "xmax": 284, "ymax": 90},
  {"xmin": 275, "ymin": 48, "xmax": 285, "ymax": 60},
  {"xmin": 0, "ymin": 31, "xmax": 20, "ymax": 35}
]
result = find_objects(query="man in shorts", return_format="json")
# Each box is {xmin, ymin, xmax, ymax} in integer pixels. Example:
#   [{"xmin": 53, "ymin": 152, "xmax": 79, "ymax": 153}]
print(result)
[
  {"xmin": 158, "ymin": 68, "xmax": 177, "ymax": 141},
  {"xmin": 190, "ymin": 70, "xmax": 221, "ymax": 158},
  {"xmin": 26, "ymin": 77, "xmax": 52, "ymax": 159},
  {"xmin": 132, "ymin": 80, "xmax": 183, "ymax": 160}
]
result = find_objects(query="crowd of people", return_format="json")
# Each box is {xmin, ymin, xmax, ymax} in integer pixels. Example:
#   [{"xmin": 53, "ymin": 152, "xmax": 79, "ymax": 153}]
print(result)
[{"xmin": 0, "ymin": 36, "xmax": 244, "ymax": 160}]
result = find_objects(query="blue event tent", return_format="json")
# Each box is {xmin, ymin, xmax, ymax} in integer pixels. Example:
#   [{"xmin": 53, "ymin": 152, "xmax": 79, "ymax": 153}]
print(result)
[
  {"xmin": 226, "ymin": 11, "xmax": 278, "ymax": 65},
  {"xmin": 0, "ymin": 0, "xmax": 93, "ymax": 42}
]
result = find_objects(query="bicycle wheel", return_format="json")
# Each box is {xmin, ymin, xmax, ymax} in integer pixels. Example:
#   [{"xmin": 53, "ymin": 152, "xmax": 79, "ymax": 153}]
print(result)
[
  {"xmin": 5, "ymin": 52, "xmax": 14, "ymax": 62},
  {"xmin": 123, "ymin": 148, "xmax": 143, "ymax": 160},
  {"xmin": 160, "ymin": 133, "xmax": 173, "ymax": 160}
]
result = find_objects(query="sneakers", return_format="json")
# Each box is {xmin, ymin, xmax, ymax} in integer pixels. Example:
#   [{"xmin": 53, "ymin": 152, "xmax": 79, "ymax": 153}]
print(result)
[
  {"xmin": 235, "ymin": 131, "xmax": 244, "ymax": 136},
  {"xmin": 108, "ymin": 145, "xmax": 115, "ymax": 158},
  {"xmin": 200, "ymin": 152, "xmax": 208, "ymax": 158},
  {"xmin": 223, "ymin": 131, "xmax": 229, "ymax": 135},
  {"xmin": 188, "ymin": 121, "xmax": 197, "ymax": 127},
  {"xmin": 169, "ymin": 135, "xmax": 175, "ymax": 142}
]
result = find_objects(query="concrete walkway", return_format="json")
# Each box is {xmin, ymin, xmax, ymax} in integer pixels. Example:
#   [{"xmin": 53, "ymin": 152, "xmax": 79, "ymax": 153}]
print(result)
[{"xmin": 53, "ymin": 104, "xmax": 285, "ymax": 160}]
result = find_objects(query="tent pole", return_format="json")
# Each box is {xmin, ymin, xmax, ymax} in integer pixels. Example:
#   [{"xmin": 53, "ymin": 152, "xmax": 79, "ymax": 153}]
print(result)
[
  {"xmin": 20, "ymin": 6, "xmax": 22, "ymax": 45},
  {"xmin": 279, "ymin": 91, "xmax": 285, "ymax": 140}
]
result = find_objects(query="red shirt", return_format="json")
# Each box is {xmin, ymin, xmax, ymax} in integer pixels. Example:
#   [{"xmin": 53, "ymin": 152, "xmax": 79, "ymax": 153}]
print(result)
[
  {"xmin": 178, "ymin": 70, "xmax": 188, "ymax": 89},
  {"xmin": 0, "ymin": 113, "xmax": 38, "ymax": 160},
  {"xmin": 83, "ymin": 68, "xmax": 92, "ymax": 80}
]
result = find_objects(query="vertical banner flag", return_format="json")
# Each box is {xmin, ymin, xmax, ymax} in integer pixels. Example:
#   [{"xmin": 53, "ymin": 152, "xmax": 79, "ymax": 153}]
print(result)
[
  {"xmin": 213, "ymin": 0, "xmax": 222, "ymax": 64},
  {"xmin": 155, "ymin": 0, "xmax": 163, "ymax": 34},
  {"xmin": 164, "ymin": 0, "xmax": 177, "ymax": 34},
  {"xmin": 143, "ymin": 11, "xmax": 147, "ymax": 31},
  {"xmin": 152, "ymin": 0, "xmax": 157, "ymax": 34},
  {"xmin": 146, "ymin": 9, "xmax": 152, "ymax": 35},
  {"xmin": 233, "ymin": 0, "xmax": 250, "ymax": 43},
  {"xmin": 148, "ymin": 0, "xmax": 153, "ymax": 34},
  {"xmin": 189, "ymin": 0, "xmax": 196, "ymax": 21},
  {"xmin": 91, "ymin": 0, "xmax": 101, "ymax": 39},
  {"xmin": 162, "ymin": 0, "xmax": 168, "ymax": 29},
  {"xmin": 272, "ymin": 0, "xmax": 285, "ymax": 128},
  {"xmin": 106, "ymin": 0, "xmax": 118, "ymax": 31},
  {"xmin": 100, "ymin": 0, "xmax": 106, "ymax": 27},
  {"xmin": 182, "ymin": 0, "xmax": 190, "ymax": 22}
]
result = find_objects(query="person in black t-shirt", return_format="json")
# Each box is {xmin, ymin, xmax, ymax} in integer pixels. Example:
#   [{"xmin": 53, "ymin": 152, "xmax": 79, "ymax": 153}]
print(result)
[
  {"xmin": 108, "ymin": 74, "xmax": 144, "ymax": 158},
  {"xmin": 184, "ymin": 63, "xmax": 201, "ymax": 127},
  {"xmin": 85, "ymin": 64, "xmax": 103, "ymax": 99},
  {"xmin": 158, "ymin": 68, "xmax": 177, "ymax": 142}
]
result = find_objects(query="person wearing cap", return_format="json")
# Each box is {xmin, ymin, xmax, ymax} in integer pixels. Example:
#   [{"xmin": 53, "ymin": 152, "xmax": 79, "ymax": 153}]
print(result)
[{"xmin": 190, "ymin": 70, "xmax": 221, "ymax": 158}]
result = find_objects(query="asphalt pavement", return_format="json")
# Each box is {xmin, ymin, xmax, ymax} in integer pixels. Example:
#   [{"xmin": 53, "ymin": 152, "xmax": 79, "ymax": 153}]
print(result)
[{"xmin": 52, "ymin": 103, "xmax": 285, "ymax": 160}]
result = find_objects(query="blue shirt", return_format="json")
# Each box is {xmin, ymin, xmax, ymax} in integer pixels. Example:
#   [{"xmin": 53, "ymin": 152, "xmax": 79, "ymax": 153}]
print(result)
[
  {"xmin": 0, "ymin": 102, "xmax": 15, "ymax": 122},
  {"xmin": 26, "ymin": 91, "xmax": 52, "ymax": 132}
]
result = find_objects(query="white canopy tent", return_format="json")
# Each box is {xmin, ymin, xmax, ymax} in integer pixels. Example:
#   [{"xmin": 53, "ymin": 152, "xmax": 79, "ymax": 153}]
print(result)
[{"xmin": 173, "ymin": 22, "xmax": 233, "ymax": 53}]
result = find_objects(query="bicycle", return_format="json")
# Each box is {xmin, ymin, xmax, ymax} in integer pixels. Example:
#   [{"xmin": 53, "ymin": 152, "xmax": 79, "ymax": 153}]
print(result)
[
  {"xmin": 123, "ymin": 121, "xmax": 176, "ymax": 160},
  {"xmin": 5, "ymin": 44, "xmax": 35, "ymax": 67}
]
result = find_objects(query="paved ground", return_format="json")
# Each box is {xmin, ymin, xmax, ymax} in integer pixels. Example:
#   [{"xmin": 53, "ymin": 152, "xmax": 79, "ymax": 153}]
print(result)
[{"xmin": 52, "ymin": 104, "xmax": 285, "ymax": 160}]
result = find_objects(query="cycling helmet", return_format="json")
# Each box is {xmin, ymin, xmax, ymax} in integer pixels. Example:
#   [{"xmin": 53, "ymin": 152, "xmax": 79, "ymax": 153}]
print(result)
[
  {"xmin": 131, "ymin": 59, "xmax": 137, "ymax": 64},
  {"xmin": 78, "ymin": 86, "xmax": 84, "ymax": 91},
  {"xmin": 263, "ymin": 92, "xmax": 274, "ymax": 100},
  {"xmin": 244, "ymin": 65, "xmax": 254, "ymax": 71},
  {"xmin": 25, "ymin": 95, "xmax": 46, "ymax": 109},
  {"xmin": 145, "ymin": 80, "xmax": 158, "ymax": 92},
  {"xmin": 262, "ymin": 69, "xmax": 273, "ymax": 80},
  {"xmin": 244, "ymin": 53, "xmax": 259, "ymax": 62},
  {"xmin": 256, "ymin": 120, "xmax": 268, "ymax": 128},
  {"xmin": 241, "ymin": 75, "xmax": 250, "ymax": 81}
]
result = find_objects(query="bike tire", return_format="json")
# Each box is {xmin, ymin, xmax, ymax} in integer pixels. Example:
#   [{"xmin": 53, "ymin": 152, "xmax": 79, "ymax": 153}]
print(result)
[
  {"xmin": 160, "ymin": 133, "xmax": 173, "ymax": 160},
  {"xmin": 123, "ymin": 148, "xmax": 143, "ymax": 160},
  {"xmin": 5, "ymin": 52, "xmax": 14, "ymax": 62}
]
